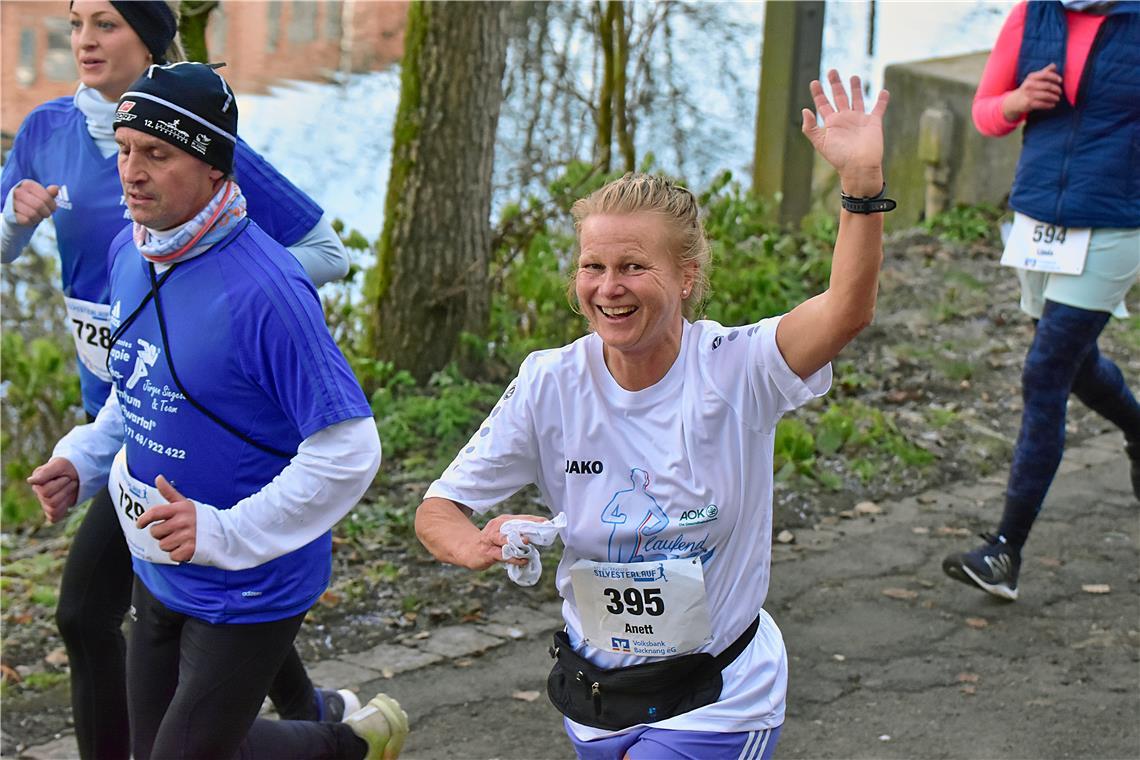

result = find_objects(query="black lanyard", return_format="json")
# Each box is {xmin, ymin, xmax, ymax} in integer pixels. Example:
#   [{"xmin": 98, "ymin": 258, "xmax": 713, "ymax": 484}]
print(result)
[{"xmin": 106, "ymin": 244, "xmax": 294, "ymax": 460}]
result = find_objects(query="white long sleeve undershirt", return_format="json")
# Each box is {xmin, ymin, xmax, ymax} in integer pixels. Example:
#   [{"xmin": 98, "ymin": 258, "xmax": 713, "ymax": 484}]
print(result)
[{"xmin": 52, "ymin": 395, "xmax": 380, "ymax": 570}]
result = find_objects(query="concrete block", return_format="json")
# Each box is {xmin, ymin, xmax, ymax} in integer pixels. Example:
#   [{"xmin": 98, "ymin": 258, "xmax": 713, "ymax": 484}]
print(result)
[
  {"xmin": 1064, "ymin": 444, "xmax": 1121, "ymax": 467},
  {"xmin": 18, "ymin": 735, "xmax": 78, "ymax": 760},
  {"xmin": 946, "ymin": 480, "xmax": 1003, "ymax": 504},
  {"xmin": 305, "ymin": 658, "xmax": 383, "ymax": 691},
  {"xmin": 412, "ymin": 625, "xmax": 506, "ymax": 658},
  {"xmin": 339, "ymin": 643, "xmax": 443, "ymax": 676},
  {"xmin": 918, "ymin": 107, "xmax": 955, "ymax": 165},
  {"xmin": 1084, "ymin": 432, "xmax": 1125, "ymax": 452},
  {"xmin": 883, "ymin": 52, "xmax": 1021, "ymax": 230},
  {"xmin": 485, "ymin": 604, "xmax": 563, "ymax": 638}
]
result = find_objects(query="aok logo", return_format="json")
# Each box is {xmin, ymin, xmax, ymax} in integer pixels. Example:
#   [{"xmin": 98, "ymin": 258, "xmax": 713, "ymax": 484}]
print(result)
[
  {"xmin": 565, "ymin": 459, "xmax": 603, "ymax": 475},
  {"xmin": 679, "ymin": 504, "xmax": 718, "ymax": 526}
]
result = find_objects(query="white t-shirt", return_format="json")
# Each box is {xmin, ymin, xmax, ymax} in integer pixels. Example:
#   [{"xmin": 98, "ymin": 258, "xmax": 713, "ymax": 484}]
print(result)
[{"xmin": 426, "ymin": 316, "xmax": 831, "ymax": 736}]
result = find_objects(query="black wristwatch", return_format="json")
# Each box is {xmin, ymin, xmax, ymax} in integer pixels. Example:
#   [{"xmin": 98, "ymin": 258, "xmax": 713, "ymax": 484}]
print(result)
[{"xmin": 840, "ymin": 184, "xmax": 897, "ymax": 214}]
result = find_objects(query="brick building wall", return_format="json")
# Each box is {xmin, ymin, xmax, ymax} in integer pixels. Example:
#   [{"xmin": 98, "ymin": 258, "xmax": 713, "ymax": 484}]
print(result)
[{"xmin": 2, "ymin": 1, "xmax": 406, "ymax": 137}]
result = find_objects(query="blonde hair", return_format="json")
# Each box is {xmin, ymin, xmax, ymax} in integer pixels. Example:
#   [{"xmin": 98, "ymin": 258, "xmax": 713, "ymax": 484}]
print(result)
[{"xmin": 569, "ymin": 173, "xmax": 711, "ymax": 320}]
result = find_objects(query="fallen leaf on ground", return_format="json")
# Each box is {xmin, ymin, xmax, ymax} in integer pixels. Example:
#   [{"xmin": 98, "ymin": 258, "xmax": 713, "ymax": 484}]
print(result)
[
  {"xmin": 956, "ymin": 673, "xmax": 979, "ymax": 683},
  {"xmin": 912, "ymin": 526, "xmax": 930, "ymax": 534},
  {"xmin": 1038, "ymin": 556, "xmax": 1063, "ymax": 568},
  {"xmin": 960, "ymin": 685, "xmax": 977, "ymax": 695},
  {"xmin": 936, "ymin": 526, "xmax": 970, "ymax": 537},
  {"xmin": 775, "ymin": 530, "xmax": 795, "ymax": 544},
  {"xmin": 965, "ymin": 617, "xmax": 988, "ymax": 629},
  {"xmin": 512, "ymin": 690, "xmax": 541, "ymax": 702},
  {"xmin": 854, "ymin": 501, "xmax": 882, "ymax": 516},
  {"xmin": 1081, "ymin": 584, "xmax": 1110, "ymax": 594},
  {"xmin": 43, "ymin": 647, "xmax": 68, "ymax": 668},
  {"xmin": 882, "ymin": 588, "xmax": 918, "ymax": 601},
  {"xmin": 1, "ymin": 664, "xmax": 21, "ymax": 685},
  {"xmin": 832, "ymin": 654, "xmax": 846, "ymax": 662}
]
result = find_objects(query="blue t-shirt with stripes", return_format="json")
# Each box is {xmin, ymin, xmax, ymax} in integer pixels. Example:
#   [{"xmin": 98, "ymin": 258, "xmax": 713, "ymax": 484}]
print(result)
[{"xmin": 105, "ymin": 220, "xmax": 369, "ymax": 623}]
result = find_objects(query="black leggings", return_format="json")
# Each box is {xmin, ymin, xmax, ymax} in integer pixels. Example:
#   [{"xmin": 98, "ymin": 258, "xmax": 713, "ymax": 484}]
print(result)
[
  {"xmin": 999, "ymin": 301, "xmax": 1140, "ymax": 548},
  {"xmin": 128, "ymin": 581, "xmax": 365, "ymax": 760},
  {"xmin": 55, "ymin": 471, "xmax": 321, "ymax": 759}
]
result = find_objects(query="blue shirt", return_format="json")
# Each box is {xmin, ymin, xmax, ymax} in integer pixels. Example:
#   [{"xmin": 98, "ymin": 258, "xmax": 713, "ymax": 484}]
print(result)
[
  {"xmin": 1, "ymin": 97, "xmax": 324, "ymax": 416},
  {"xmin": 1011, "ymin": 2, "xmax": 1140, "ymax": 228},
  {"xmin": 106, "ymin": 220, "xmax": 370, "ymax": 623}
]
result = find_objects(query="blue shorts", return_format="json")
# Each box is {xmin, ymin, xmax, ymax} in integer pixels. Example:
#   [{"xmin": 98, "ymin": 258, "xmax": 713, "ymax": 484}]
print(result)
[{"xmin": 566, "ymin": 721, "xmax": 782, "ymax": 760}]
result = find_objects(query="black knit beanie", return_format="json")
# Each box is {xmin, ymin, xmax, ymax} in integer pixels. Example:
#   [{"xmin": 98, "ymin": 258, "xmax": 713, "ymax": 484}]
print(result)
[
  {"xmin": 114, "ymin": 63, "xmax": 238, "ymax": 174},
  {"xmin": 71, "ymin": 1, "xmax": 178, "ymax": 64}
]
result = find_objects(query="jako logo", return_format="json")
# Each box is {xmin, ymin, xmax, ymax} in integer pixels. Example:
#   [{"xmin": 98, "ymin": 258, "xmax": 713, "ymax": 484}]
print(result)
[{"xmin": 565, "ymin": 459, "xmax": 603, "ymax": 475}]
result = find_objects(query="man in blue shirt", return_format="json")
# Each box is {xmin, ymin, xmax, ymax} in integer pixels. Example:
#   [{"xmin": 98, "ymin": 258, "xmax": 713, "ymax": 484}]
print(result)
[{"xmin": 29, "ymin": 62, "xmax": 406, "ymax": 760}]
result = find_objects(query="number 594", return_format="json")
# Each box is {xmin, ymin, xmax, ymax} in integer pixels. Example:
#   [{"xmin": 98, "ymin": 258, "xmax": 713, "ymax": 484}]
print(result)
[{"xmin": 1032, "ymin": 224, "xmax": 1067, "ymax": 245}]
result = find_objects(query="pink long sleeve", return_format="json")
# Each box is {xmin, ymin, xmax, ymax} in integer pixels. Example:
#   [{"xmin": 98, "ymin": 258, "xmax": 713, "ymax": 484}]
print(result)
[
  {"xmin": 973, "ymin": 2, "xmax": 1029, "ymax": 137},
  {"xmin": 973, "ymin": 2, "xmax": 1107, "ymax": 138}
]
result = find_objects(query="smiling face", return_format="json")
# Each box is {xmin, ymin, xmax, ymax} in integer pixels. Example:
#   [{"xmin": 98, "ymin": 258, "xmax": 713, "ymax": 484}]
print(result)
[
  {"xmin": 70, "ymin": 1, "xmax": 152, "ymax": 101},
  {"xmin": 116, "ymin": 127, "xmax": 222, "ymax": 230},
  {"xmin": 575, "ymin": 212, "xmax": 695, "ymax": 388}
]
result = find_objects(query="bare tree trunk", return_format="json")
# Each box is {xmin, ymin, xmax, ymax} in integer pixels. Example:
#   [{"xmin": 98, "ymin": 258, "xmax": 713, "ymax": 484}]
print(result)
[
  {"xmin": 178, "ymin": 0, "xmax": 218, "ymax": 62},
  {"xmin": 595, "ymin": 1, "xmax": 615, "ymax": 171},
  {"xmin": 612, "ymin": 2, "xmax": 635, "ymax": 172},
  {"xmin": 370, "ymin": 1, "xmax": 510, "ymax": 383}
]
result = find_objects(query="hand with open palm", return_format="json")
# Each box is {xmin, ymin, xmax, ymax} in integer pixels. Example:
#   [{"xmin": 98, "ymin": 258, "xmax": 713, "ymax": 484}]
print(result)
[{"xmin": 801, "ymin": 69, "xmax": 890, "ymax": 198}]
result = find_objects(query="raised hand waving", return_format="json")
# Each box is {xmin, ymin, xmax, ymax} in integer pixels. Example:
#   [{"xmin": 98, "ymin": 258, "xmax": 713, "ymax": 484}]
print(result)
[{"xmin": 801, "ymin": 69, "xmax": 889, "ymax": 198}]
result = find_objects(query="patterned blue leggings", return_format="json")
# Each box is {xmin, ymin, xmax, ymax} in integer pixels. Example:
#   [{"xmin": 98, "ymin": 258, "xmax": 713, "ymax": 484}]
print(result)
[{"xmin": 999, "ymin": 301, "xmax": 1140, "ymax": 549}]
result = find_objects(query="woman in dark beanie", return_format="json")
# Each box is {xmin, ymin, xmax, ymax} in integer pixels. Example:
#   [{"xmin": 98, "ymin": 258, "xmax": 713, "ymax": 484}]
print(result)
[{"xmin": 2, "ymin": 3, "xmax": 353, "ymax": 757}]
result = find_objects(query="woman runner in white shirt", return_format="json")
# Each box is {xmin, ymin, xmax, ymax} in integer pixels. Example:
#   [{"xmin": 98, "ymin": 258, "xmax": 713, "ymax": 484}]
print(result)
[{"xmin": 415, "ymin": 71, "xmax": 892, "ymax": 759}]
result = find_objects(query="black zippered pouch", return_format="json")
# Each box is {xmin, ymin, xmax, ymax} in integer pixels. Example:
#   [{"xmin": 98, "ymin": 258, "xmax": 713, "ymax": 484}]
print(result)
[{"xmin": 545, "ymin": 616, "xmax": 758, "ymax": 730}]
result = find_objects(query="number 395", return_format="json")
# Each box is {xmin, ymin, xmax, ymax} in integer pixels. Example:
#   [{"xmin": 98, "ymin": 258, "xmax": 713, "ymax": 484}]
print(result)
[{"xmin": 603, "ymin": 587, "xmax": 664, "ymax": 616}]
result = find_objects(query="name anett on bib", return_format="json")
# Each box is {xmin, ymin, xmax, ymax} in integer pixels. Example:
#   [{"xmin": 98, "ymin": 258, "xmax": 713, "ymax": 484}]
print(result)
[{"xmin": 570, "ymin": 557, "xmax": 713, "ymax": 657}]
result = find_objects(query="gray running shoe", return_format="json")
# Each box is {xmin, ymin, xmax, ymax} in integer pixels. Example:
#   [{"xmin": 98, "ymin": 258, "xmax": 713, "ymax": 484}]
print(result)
[
  {"xmin": 942, "ymin": 533, "xmax": 1021, "ymax": 601},
  {"xmin": 317, "ymin": 687, "xmax": 361, "ymax": 722}
]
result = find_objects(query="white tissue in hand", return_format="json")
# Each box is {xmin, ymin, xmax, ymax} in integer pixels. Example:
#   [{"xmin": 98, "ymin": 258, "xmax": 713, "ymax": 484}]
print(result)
[{"xmin": 500, "ymin": 513, "xmax": 567, "ymax": 586}]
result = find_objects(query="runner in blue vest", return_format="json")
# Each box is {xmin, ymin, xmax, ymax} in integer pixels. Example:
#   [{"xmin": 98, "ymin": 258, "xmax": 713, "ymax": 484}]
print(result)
[
  {"xmin": 28, "ymin": 61, "xmax": 407, "ymax": 760},
  {"xmin": 942, "ymin": 0, "xmax": 1140, "ymax": 602},
  {"xmin": 3, "ymin": 3, "xmax": 356, "ymax": 757}
]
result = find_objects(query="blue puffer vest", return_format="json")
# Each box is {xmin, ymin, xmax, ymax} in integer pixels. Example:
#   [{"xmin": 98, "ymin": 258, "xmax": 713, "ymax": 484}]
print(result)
[{"xmin": 1010, "ymin": 1, "xmax": 1140, "ymax": 228}]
